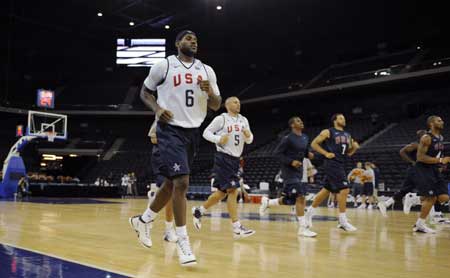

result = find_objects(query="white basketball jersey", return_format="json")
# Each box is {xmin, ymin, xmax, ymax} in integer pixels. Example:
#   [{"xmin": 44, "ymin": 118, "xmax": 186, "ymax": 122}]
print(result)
[
  {"xmin": 156, "ymin": 55, "xmax": 210, "ymax": 128},
  {"xmin": 203, "ymin": 113, "xmax": 253, "ymax": 158}
]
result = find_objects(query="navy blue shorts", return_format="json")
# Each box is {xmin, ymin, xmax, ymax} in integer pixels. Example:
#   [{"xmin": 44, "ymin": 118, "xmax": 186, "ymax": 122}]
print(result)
[
  {"xmin": 322, "ymin": 160, "xmax": 349, "ymax": 193},
  {"xmin": 281, "ymin": 182, "xmax": 307, "ymax": 205},
  {"xmin": 213, "ymin": 152, "xmax": 240, "ymax": 193},
  {"xmin": 351, "ymin": 183, "xmax": 362, "ymax": 196},
  {"xmin": 362, "ymin": 183, "xmax": 374, "ymax": 196},
  {"xmin": 415, "ymin": 164, "xmax": 448, "ymax": 197},
  {"xmin": 151, "ymin": 145, "xmax": 168, "ymax": 187},
  {"xmin": 156, "ymin": 123, "xmax": 199, "ymax": 178}
]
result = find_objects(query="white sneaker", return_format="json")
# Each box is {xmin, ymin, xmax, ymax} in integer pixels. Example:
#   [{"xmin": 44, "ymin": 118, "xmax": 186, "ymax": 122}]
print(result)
[
  {"xmin": 305, "ymin": 207, "xmax": 314, "ymax": 228},
  {"xmin": 413, "ymin": 223, "xmax": 436, "ymax": 234},
  {"xmin": 358, "ymin": 204, "xmax": 366, "ymax": 209},
  {"xmin": 367, "ymin": 204, "xmax": 373, "ymax": 210},
  {"xmin": 327, "ymin": 203, "xmax": 335, "ymax": 208},
  {"xmin": 432, "ymin": 214, "xmax": 449, "ymax": 224},
  {"xmin": 192, "ymin": 207, "xmax": 202, "ymax": 231},
  {"xmin": 163, "ymin": 229, "xmax": 178, "ymax": 243},
  {"xmin": 378, "ymin": 201, "xmax": 387, "ymax": 217},
  {"xmin": 337, "ymin": 221, "xmax": 357, "ymax": 232},
  {"xmin": 176, "ymin": 236, "xmax": 197, "ymax": 266},
  {"xmin": 259, "ymin": 196, "xmax": 269, "ymax": 216},
  {"xmin": 233, "ymin": 225, "xmax": 255, "ymax": 239},
  {"xmin": 298, "ymin": 226, "xmax": 317, "ymax": 237},
  {"xmin": 129, "ymin": 215, "xmax": 152, "ymax": 248},
  {"xmin": 403, "ymin": 193, "xmax": 416, "ymax": 214}
]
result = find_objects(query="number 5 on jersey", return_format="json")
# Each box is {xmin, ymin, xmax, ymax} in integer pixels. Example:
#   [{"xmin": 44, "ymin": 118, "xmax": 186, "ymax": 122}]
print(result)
[{"xmin": 234, "ymin": 135, "xmax": 240, "ymax": 146}]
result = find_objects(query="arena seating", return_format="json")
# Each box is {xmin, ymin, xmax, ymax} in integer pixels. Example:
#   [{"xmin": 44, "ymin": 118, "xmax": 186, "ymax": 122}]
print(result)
[
  {"xmin": 1, "ymin": 96, "xmax": 449, "ymax": 198},
  {"xmin": 367, "ymin": 104, "xmax": 450, "ymax": 148}
]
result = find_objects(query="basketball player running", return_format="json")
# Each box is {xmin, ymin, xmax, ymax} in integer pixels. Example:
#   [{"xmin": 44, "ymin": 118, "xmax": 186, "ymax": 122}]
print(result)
[
  {"xmin": 377, "ymin": 130, "xmax": 425, "ymax": 217},
  {"xmin": 259, "ymin": 117, "xmax": 316, "ymax": 237},
  {"xmin": 413, "ymin": 116, "xmax": 450, "ymax": 233},
  {"xmin": 129, "ymin": 30, "xmax": 221, "ymax": 266},
  {"xmin": 192, "ymin": 97, "xmax": 255, "ymax": 239},
  {"xmin": 147, "ymin": 120, "xmax": 177, "ymax": 242},
  {"xmin": 305, "ymin": 114, "xmax": 360, "ymax": 233}
]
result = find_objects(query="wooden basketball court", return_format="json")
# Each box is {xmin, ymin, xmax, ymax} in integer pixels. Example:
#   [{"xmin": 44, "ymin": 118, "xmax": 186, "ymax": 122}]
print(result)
[{"xmin": 1, "ymin": 198, "xmax": 449, "ymax": 278}]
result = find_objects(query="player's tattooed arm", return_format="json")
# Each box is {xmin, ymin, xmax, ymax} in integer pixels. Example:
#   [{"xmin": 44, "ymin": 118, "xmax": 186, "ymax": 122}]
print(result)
[
  {"xmin": 140, "ymin": 85, "xmax": 173, "ymax": 123},
  {"xmin": 399, "ymin": 143, "xmax": 418, "ymax": 165},
  {"xmin": 417, "ymin": 135, "xmax": 450, "ymax": 164},
  {"xmin": 417, "ymin": 135, "xmax": 444, "ymax": 164},
  {"xmin": 311, "ymin": 129, "xmax": 335, "ymax": 159}
]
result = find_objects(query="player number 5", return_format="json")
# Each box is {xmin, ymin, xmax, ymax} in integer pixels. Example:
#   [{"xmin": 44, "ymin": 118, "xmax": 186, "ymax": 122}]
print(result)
[{"xmin": 234, "ymin": 135, "xmax": 240, "ymax": 146}]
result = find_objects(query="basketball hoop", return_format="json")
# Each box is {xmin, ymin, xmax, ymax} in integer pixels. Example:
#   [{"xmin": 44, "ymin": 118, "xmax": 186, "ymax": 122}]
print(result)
[{"xmin": 27, "ymin": 110, "xmax": 67, "ymax": 141}]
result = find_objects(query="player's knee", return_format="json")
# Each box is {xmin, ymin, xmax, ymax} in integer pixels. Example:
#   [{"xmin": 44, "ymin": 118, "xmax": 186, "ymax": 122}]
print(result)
[
  {"xmin": 438, "ymin": 194, "xmax": 449, "ymax": 203},
  {"xmin": 160, "ymin": 182, "xmax": 173, "ymax": 194},
  {"xmin": 173, "ymin": 178, "xmax": 189, "ymax": 192},
  {"xmin": 226, "ymin": 188, "xmax": 237, "ymax": 195},
  {"xmin": 160, "ymin": 185, "xmax": 171, "ymax": 195},
  {"xmin": 212, "ymin": 190, "xmax": 226, "ymax": 199},
  {"xmin": 296, "ymin": 195, "xmax": 305, "ymax": 201},
  {"xmin": 424, "ymin": 196, "xmax": 437, "ymax": 202}
]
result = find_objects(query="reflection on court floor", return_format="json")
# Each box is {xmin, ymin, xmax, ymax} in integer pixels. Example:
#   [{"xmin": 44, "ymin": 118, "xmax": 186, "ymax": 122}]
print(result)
[
  {"xmin": 0, "ymin": 243, "xmax": 130, "ymax": 278},
  {"xmin": 1, "ymin": 198, "xmax": 449, "ymax": 278}
]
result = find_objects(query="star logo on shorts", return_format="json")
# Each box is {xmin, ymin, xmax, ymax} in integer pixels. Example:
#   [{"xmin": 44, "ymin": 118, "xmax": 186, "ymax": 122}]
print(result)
[
  {"xmin": 173, "ymin": 163, "xmax": 181, "ymax": 172},
  {"xmin": 343, "ymin": 182, "xmax": 348, "ymax": 185},
  {"xmin": 231, "ymin": 181, "xmax": 236, "ymax": 186},
  {"xmin": 429, "ymin": 190, "xmax": 434, "ymax": 195},
  {"xmin": 292, "ymin": 189, "xmax": 297, "ymax": 194}
]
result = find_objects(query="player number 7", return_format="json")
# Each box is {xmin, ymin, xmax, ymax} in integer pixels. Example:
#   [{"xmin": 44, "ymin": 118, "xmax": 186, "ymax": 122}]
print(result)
[{"xmin": 342, "ymin": 144, "xmax": 347, "ymax": 155}]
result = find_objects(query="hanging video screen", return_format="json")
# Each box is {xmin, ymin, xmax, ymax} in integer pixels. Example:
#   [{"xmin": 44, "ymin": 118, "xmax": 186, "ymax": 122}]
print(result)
[{"xmin": 116, "ymin": 38, "xmax": 166, "ymax": 67}]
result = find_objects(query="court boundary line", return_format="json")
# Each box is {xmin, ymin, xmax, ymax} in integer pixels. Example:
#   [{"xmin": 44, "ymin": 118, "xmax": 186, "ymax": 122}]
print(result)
[{"xmin": 0, "ymin": 241, "xmax": 136, "ymax": 278}]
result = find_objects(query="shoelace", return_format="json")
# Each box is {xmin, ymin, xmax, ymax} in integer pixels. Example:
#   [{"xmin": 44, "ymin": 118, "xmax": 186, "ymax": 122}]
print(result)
[
  {"xmin": 141, "ymin": 221, "xmax": 150, "ymax": 237},
  {"xmin": 240, "ymin": 225, "xmax": 252, "ymax": 232},
  {"xmin": 178, "ymin": 237, "xmax": 193, "ymax": 255}
]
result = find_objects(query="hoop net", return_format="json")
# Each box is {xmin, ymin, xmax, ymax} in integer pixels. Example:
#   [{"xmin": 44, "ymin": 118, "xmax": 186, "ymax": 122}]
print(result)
[{"xmin": 45, "ymin": 131, "xmax": 57, "ymax": 142}]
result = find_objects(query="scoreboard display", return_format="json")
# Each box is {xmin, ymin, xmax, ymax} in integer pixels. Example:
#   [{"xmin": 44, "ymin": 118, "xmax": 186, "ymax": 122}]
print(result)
[
  {"xmin": 36, "ymin": 89, "xmax": 55, "ymax": 109},
  {"xmin": 116, "ymin": 38, "xmax": 166, "ymax": 67},
  {"xmin": 16, "ymin": 125, "xmax": 24, "ymax": 137}
]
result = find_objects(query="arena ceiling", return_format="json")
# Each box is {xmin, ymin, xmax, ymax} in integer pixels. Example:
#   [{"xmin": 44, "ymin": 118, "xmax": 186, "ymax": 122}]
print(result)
[{"xmin": 2, "ymin": 0, "xmax": 449, "ymax": 105}]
